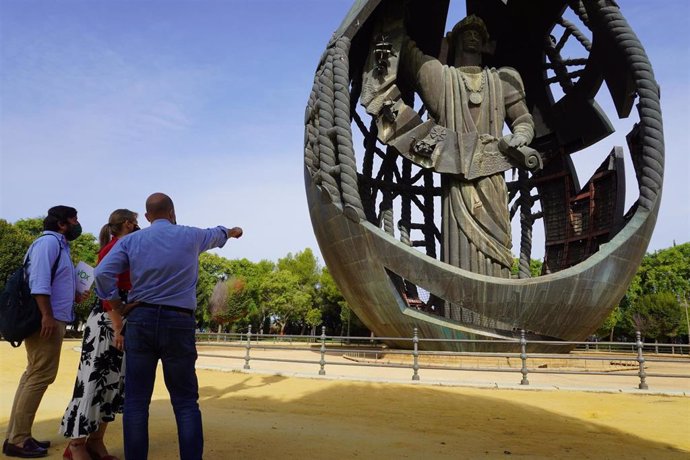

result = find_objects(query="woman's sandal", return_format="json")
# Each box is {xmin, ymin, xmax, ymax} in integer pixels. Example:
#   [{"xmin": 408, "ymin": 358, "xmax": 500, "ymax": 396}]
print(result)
[
  {"xmin": 85, "ymin": 438, "xmax": 119, "ymax": 460},
  {"xmin": 63, "ymin": 440, "xmax": 90, "ymax": 460}
]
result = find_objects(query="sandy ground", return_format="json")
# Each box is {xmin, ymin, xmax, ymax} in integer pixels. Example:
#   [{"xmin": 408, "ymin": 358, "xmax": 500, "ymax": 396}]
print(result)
[{"xmin": 1, "ymin": 340, "xmax": 689, "ymax": 459}]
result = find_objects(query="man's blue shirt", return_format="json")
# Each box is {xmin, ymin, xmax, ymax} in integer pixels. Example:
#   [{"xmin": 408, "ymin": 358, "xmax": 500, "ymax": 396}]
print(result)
[
  {"xmin": 26, "ymin": 231, "xmax": 76, "ymax": 322},
  {"xmin": 94, "ymin": 219, "xmax": 228, "ymax": 310}
]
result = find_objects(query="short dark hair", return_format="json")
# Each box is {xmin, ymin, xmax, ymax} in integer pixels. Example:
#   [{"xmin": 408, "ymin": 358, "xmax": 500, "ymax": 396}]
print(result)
[{"xmin": 44, "ymin": 205, "xmax": 78, "ymax": 231}]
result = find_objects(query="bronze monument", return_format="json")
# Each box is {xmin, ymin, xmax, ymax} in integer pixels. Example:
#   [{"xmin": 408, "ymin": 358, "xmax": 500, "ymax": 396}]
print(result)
[
  {"xmin": 362, "ymin": 13, "xmax": 542, "ymax": 278},
  {"xmin": 304, "ymin": 0, "xmax": 664, "ymax": 351}
]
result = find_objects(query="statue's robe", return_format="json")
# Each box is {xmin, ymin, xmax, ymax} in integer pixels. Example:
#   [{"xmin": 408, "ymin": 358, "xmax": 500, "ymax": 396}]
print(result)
[{"xmin": 401, "ymin": 40, "xmax": 535, "ymax": 278}]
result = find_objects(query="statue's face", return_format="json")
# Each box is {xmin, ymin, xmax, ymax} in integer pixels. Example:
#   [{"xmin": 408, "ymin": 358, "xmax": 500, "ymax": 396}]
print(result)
[{"xmin": 459, "ymin": 28, "xmax": 483, "ymax": 53}]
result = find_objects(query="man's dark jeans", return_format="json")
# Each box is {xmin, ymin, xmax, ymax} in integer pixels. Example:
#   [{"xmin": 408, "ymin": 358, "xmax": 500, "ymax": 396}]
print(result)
[{"xmin": 123, "ymin": 306, "xmax": 202, "ymax": 460}]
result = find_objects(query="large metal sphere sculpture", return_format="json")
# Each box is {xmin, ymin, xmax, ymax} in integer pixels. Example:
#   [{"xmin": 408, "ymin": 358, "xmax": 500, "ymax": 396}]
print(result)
[{"xmin": 303, "ymin": 0, "xmax": 663, "ymax": 351}]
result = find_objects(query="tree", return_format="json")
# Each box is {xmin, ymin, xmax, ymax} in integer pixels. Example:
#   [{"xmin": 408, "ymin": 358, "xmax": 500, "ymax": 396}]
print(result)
[
  {"xmin": 305, "ymin": 308, "xmax": 323, "ymax": 336},
  {"xmin": 627, "ymin": 243, "xmax": 690, "ymax": 304},
  {"xmin": 1, "ymin": 215, "xmax": 369, "ymax": 338},
  {"xmin": 510, "ymin": 258, "xmax": 543, "ymax": 278},
  {"xmin": 242, "ymin": 259, "xmax": 276, "ymax": 333},
  {"xmin": 623, "ymin": 292, "xmax": 684, "ymax": 342},
  {"xmin": 595, "ymin": 304, "xmax": 622, "ymax": 342},
  {"xmin": 69, "ymin": 232, "xmax": 99, "ymax": 323},
  {"xmin": 0, "ymin": 218, "xmax": 99, "ymax": 324},
  {"xmin": 260, "ymin": 269, "xmax": 311, "ymax": 334},
  {"xmin": 197, "ymin": 254, "xmax": 279, "ymax": 332},
  {"xmin": 598, "ymin": 242, "xmax": 690, "ymax": 341},
  {"xmin": 197, "ymin": 253, "xmax": 238, "ymax": 326},
  {"xmin": 196, "ymin": 266, "xmax": 217, "ymax": 327},
  {"xmin": 208, "ymin": 280, "xmax": 229, "ymax": 332},
  {"xmin": 275, "ymin": 249, "xmax": 321, "ymax": 333},
  {"xmin": 277, "ymin": 249, "xmax": 320, "ymax": 296},
  {"xmin": 13, "ymin": 217, "xmax": 43, "ymax": 237},
  {"xmin": 225, "ymin": 277, "xmax": 251, "ymax": 326},
  {"xmin": 0, "ymin": 219, "xmax": 34, "ymax": 291},
  {"xmin": 316, "ymin": 267, "xmax": 370, "ymax": 337},
  {"xmin": 317, "ymin": 267, "xmax": 346, "ymax": 335},
  {"xmin": 70, "ymin": 232, "xmax": 99, "ymax": 266}
]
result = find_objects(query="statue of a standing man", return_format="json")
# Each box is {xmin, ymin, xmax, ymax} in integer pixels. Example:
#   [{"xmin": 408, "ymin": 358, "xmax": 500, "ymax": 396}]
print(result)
[{"xmin": 399, "ymin": 15, "xmax": 536, "ymax": 278}]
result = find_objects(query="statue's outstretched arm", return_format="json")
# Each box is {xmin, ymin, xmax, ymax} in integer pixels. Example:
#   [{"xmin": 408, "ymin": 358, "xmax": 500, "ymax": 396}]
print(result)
[{"xmin": 399, "ymin": 35, "xmax": 444, "ymax": 118}]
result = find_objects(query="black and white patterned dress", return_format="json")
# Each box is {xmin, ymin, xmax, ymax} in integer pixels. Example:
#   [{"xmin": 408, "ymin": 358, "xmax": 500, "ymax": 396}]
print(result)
[{"xmin": 59, "ymin": 299, "xmax": 125, "ymax": 438}]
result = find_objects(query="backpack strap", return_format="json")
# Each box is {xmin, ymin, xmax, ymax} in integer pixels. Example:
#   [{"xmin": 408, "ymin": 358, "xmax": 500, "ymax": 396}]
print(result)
[{"xmin": 24, "ymin": 234, "xmax": 63, "ymax": 283}]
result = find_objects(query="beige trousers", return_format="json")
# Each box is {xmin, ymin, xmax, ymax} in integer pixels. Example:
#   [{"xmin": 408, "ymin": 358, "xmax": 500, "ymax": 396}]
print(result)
[{"xmin": 5, "ymin": 321, "xmax": 66, "ymax": 445}]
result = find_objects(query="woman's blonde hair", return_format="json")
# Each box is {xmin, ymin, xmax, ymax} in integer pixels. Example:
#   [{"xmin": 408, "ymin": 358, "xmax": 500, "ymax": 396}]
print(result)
[{"xmin": 98, "ymin": 209, "xmax": 138, "ymax": 249}]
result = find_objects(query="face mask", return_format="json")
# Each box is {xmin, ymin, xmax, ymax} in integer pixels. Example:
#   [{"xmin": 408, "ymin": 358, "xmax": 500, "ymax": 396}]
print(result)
[{"xmin": 65, "ymin": 223, "xmax": 82, "ymax": 241}]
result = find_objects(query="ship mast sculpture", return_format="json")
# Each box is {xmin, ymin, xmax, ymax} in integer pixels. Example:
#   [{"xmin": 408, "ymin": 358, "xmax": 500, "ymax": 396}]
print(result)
[{"xmin": 304, "ymin": 0, "xmax": 664, "ymax": 351}]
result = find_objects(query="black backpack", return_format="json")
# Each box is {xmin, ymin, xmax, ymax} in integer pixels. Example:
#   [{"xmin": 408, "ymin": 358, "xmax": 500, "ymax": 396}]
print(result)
[{"xmin": 0, "ymin": 234, "xmax": 62, "ymax": 347}]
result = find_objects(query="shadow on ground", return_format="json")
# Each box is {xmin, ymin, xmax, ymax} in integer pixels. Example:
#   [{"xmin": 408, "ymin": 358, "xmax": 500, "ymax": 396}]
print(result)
[
  {"xmin": 3, "ymin": 343, "xmax": 688, "ymax": 460},
  {"xmin": 21, "ymin": 374, "xmax": 687, "ymax": 460}
]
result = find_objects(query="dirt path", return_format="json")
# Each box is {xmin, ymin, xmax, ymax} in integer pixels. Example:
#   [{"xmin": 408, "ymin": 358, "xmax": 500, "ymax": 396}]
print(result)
[{"xmin": 1, "ymin": 341, "xmax": 688, "ymax": 459}]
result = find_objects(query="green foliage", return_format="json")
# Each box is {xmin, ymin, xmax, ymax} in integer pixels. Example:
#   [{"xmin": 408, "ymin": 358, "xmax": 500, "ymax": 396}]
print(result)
[
  {"xmin": 318, "ymin": 267, "xmax": 349, "ymax": 334},
  {"xmin": 0, "ymin": 218, "xmax": 99, "ymax": 324},
  {"xmin": 208, "ymin": 277, "xmax": 251, "ymax": 331},
  {"xmin": 67, "ymin": 232, "xmax": 99, "ymax": 323},
  {"xmin": 305, "ymin": 308, "xmax": 322, "ymax": 329},
  {"xmin": 510, "ymin": 258, "xmax": 543, "ymax": 278},
  {"xmin": 530, "ymin": 259, "xmax": 543, "ymax": 277},
  {"xmin": 627, "ymin": 243, "xmax": 690, "ymax": 303},
  {"xmin": 13, "ymin": 217, "xmax": 43, "ymax": 237},
  {"xmin": 226, "ymin": 277, "xmax": 251, "ymax": 324},
  {"xmin": 196, "ymin": 253, "xmax": 276, "ymax": 329},
  {"xmin": 74, "ymin": 291, "xmax": 97, "ymax": 324},
  {"xmin": 270, "ymin": 249, "xmax": 322, "ymax": 334},
  {"xmin": 69, "ymin": 233, "xmax": 99, "ymax": 266},
  {"xmin": 0, "ymin": 219, "xmax": 34, "ymax": 291},
  {"xmin": 67, "ymin": 233, "xmax": 99, "ymax": 324},
  {"xmin": 196, "ymin": 263, "xmax": 216, "ymax": 324},
  {"xmin": 4, "ymin": 216, "xmax": 688, "ymax": 342},
  {"xmin": 197, "ymin": 253, "xmax": 237, "ymax": 324},
  {"xmin": 595, "ymin": 305, "xmax": 622, "ymax": 341},
  {"xmin": 259, "ymin": 269, "xmax": 312, "ymax": 334},
  {"xmin": 622, "ymin": 292, "xmax": 684, "ymax": 341},
  {"xmin": 277, "ymin": 249, "xmax": 319, "ymax": 284},
  {"xmin": 1, "ymin": 218, "xmax": 371, "ymax": 337},
  {"xmin": 602, "ymin": 242, "xmax": 690, "ymax": 342}
]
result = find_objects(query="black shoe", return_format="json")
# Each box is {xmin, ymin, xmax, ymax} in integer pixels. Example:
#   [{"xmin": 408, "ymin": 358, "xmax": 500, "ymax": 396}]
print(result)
[
  {"xmin": 27, "ymin": 439, "xmax": 49, "ymax": 449},
  {"xmin": 2, "ymin": 438, "xmax": 47, "ymax": 458}
]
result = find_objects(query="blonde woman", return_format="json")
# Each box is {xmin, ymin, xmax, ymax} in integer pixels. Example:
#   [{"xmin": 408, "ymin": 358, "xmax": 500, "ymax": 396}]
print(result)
[{"xmin": 60, "ymin": 209, "xmax": 139, "ymax": 460}]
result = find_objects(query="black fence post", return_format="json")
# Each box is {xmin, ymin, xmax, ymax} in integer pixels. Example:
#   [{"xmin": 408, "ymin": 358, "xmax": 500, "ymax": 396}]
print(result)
[
  {"xmin": 319, "ymin": 325, "xmax": 327, "ymax": 376},
  {"xmin": 412, "ymin": 328, "xmax": 420, "ymax": 381},
  {"xmin": 243, "ymin": 324, "xmax": 252, "ymax": 370},
  {"xmin": 636, "ymin": 331, "xmax": 648, "ymax": 390},
  {"xmin": 520, "ymin": 329, "xmax": 529, "ymax": 385}
]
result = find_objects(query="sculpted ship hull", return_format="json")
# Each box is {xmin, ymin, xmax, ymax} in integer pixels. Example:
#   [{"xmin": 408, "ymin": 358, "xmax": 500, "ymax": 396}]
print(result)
[{"xmin": 304, "ymin": 0, "xmax": 663, "ymax": 351}]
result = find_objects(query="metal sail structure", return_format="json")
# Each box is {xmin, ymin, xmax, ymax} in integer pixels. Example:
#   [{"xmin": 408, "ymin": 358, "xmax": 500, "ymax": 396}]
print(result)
[{"xmin": 303, "ymin": 0, "xmax": 663, "ymax": 351}]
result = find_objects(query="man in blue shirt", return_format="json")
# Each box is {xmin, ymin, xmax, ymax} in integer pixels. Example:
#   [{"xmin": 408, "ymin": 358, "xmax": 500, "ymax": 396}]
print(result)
[
  {"xmin": 94, "ymin": 193, "xmax": 243, "ymax": 460},
  {"xmin": 4, "ymin": 205, "xmax": 81, "ymax": 459}
]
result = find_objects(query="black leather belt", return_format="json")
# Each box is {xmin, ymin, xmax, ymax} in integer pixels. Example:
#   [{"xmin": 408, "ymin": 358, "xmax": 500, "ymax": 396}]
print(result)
[{"xmin": 139, "ymin": 302, "xmax": 193, "ymax": 316}]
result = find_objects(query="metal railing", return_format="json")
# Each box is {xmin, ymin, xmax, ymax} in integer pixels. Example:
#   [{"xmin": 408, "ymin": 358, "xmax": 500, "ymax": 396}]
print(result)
[{"xmin": 195, "ymin": 326, "xmax": 690, "ymax": 391}]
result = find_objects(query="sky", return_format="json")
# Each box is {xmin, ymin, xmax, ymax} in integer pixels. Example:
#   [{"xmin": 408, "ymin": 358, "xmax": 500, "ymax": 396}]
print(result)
[{"xmin": 1, "ymin": 0, "xmax": 688, "ymax": 264}]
